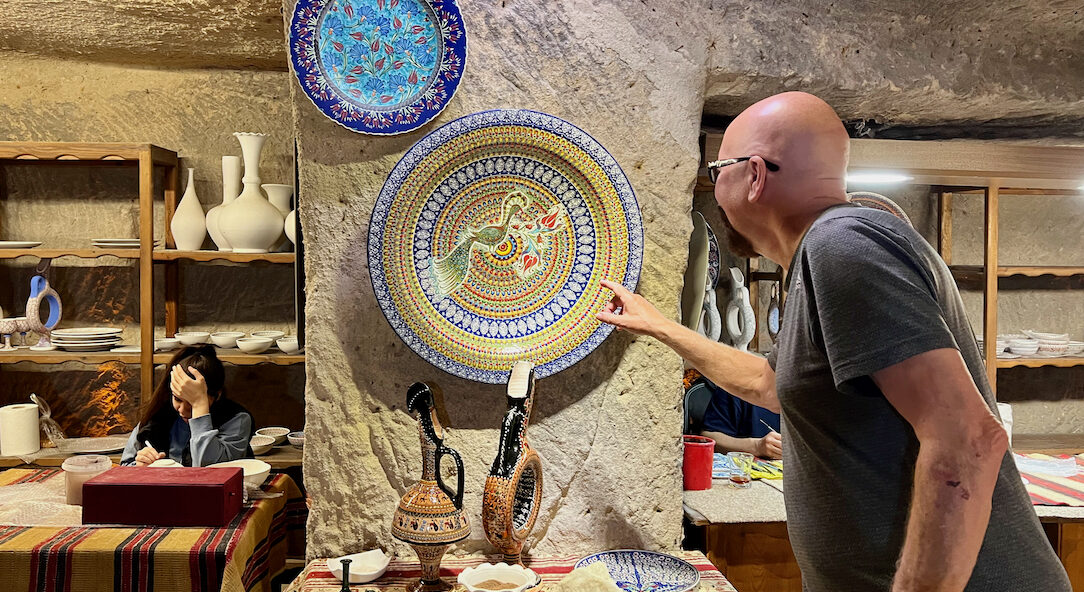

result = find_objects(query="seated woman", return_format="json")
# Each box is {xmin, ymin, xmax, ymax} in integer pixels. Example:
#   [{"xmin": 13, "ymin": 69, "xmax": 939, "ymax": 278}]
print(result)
[
  {"xmin": 120, "ymin": 345, "xmax": 254, "ymax": 467},
  {"xmin": 699, "ymin": 378, "xmax": 782, "ymax": 459}
]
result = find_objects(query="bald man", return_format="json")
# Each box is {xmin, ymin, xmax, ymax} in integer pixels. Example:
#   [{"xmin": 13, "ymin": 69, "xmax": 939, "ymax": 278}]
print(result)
[{"xmin": 599, "ymin": 92, "xmax": 1069, "ymax": 591}]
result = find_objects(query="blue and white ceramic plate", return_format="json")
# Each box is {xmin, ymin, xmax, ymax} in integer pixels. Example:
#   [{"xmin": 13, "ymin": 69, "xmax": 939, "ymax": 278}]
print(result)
[
  {"xmin": 574, "ymin": 550, "xmax": 700, "ymax": 592},
  {"xmin": 288, "ymin": 0, "xmax": 467, "ymax": 135},
  {"xmin": 369, "ymin": 109, "xmax": 642, "ymax": 383}
]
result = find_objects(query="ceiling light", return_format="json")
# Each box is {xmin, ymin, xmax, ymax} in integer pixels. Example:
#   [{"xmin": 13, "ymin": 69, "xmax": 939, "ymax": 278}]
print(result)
[{"xmin": 846, "ymin": 172, "xmax": 914, "ymax": 184}]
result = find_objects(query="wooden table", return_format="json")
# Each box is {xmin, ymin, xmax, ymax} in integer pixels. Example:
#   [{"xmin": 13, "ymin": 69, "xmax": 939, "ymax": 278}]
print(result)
[
  {"xmin": 0, "ymin": 440, "xmax": 304, "ymax": 469},
  {"xmin": 287, "ymin": 552, "xmax": 737, "ymax": 591},
  {"xmin": 0, "ymin": 468, "xmax": 307, "ymax": 592}
]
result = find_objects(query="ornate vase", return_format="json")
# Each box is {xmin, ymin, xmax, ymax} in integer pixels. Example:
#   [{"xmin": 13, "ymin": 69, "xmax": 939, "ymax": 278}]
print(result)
[
  {"xmin": 392, "ymin": 382, "xmax": 470, "ymax": 592},
  {"xmin": 170, "ymin": 168, "xmax": 207, "ymax": 251},
  {"xmin": 482, "ymin": 361, "xmax": 543, "ymax": 565},
  {"xmin": 218, "ymin": 133, "xmax": 284, "ymax": 253},
  {"xmin": 262, "ymin": 184, "xmax": 293, "ymax": 252},
  {"xmin": 207, "ymin": 155, "xmax": 241, "ymax": 252},
  {"xmin": 25, "ymin": 275, "xmax": 61, "ymax": 349}
]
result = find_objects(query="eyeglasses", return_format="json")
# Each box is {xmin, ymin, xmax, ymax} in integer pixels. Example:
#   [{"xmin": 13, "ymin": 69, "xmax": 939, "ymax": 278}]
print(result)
[{"xmin": 706, "ymin": 157, "xmax": 781, "ymax": 184}]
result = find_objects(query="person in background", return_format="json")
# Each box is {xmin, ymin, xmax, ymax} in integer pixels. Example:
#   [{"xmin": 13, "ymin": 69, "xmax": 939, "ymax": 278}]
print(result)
[
  {"xmin": 697, "ymin": 377, "xmax": 781, "ymax": 459},
  {"xmin": 120, "ymin": 345, "xmax": 254, "ymax": 467}
]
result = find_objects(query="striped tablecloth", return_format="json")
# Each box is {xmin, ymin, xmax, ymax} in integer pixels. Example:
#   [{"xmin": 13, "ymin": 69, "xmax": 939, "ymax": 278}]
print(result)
[
  {"xmin": 1020, "ymin": 453, "xmax": 1084, "ymax": 507},
  {"xmin": 0, "ymin": 468, "xmax": 307, "ymax": 592},
  {"xmin": 287, "ymin": 551, "xmax": 737, "ymax": 591}
]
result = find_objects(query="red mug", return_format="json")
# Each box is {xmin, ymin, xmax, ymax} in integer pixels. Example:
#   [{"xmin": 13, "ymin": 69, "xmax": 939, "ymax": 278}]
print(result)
[{"xmin": 683, "ymin": 435, "xmax": 714, "ymax": 491}]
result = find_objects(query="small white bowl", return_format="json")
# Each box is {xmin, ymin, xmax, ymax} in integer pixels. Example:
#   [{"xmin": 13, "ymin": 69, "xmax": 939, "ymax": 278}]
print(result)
[
  {"xmin": 210, "ymin": 331, "xmax": 246, "ymax": 348},
  {"xmin": 1066, "ymin": 342, "xmax": 1084, "ymax": 356},
  {"xmin": 457, "ymin": 562, "xmax": 540, "ymax": 592},
  {"xmin": 1038, "ymin": 341, "xmax": 1069, "ymax": 356},
  {"xmin": 251, "ymin": 330, "xmax": 286, "ymax": 341},
  {"xmin": 236, "ymin": 337, "xmax": 273, "ymax": 354},
  {"xmin": 208, "ymin": 458, "xmax": 271, "ymax": 488},
  {"xmin": 256, "ymin": 426, "xmax": 290, "ymax": 446},
  {"xmin": 175, "ymin": 331, "xmax": 210, "ymax": 345},
  {"xmin": 1009, "ymin": 340, "xmax": 1039, "ymax": 356},
  {"xmin": 328, "ymin": 549, "xmax": 391, "ymax": 584},
  {"xmin": 250, "ymin": 434, "xmax": 276, "ymax": 455},
  {"xmin": 288, "ymin": 431, "xmax": 305, "ymax": 449},
  {"xmin": 155, "ymin": 338, "xmax": 180, "ymax": 351},
  {"xmin": 276, "ymin": 337, "xmax": 302, "ymax": 354}
]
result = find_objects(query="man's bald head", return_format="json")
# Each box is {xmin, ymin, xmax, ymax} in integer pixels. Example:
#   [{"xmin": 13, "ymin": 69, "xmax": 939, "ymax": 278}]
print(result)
[{"xmin": 713, "ymin": 92, "xmax": 851, "ymax": 263}]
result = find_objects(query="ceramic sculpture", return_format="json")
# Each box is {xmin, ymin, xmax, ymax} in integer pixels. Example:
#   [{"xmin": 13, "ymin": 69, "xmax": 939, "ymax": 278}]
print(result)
[
  {"xmin": 219, "ymin": 133, "xmax": 284, "ymax": 253},
  {"xmin": 392, "ymin": 382, "xmax": 470, "ymax": 592},
  {"xmin": 170, "ymin": 168, "xmax": 208, "ymax": 251},
  {"xmin": 262, "ymin": 184, "xmax": 294, "ymax": 252},
  {"xmin": 368, "ymin": 109, "xmax": 643, "ymax": 383},
  {"xmin": 25, "ymin": 275, "xmax": 61, "ymax": 349},
  {"xmin": 288, "ymin": 0, "xmax": 467, "ymax": 135},
  {"xmin": 207, "ymin": 156, "xmax": 242, "ymax": 251},
  {"xmin": 698, "ymin": 215, "xmax": 722, "ymax": 342},
  {"xmin": 482, "ymin": 361, "xmax": 543, "ymax": 565},
  {"xmin": 725, "ymin": 267, "xmax": 755, "ymax": 352},
  {"xmin": 767, "ymin": 282, "xmax": 781, "ymax": 343}
]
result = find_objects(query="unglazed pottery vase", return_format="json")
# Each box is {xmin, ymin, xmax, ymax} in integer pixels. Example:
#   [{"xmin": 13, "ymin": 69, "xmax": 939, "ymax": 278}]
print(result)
[
  {"xmin": 207, "ymin": 156, "xmax": 241, "ymax": 252},
  {"xmin": 392, "ymin": 382, "xmax": 470, "ymax": 592},
  {"xmin": 284, "ymin": 209, "xmax": 297, "ymax": 246},
  {"xmin": 482, "ymin": 361, "xmax": 543, "ymax": 565},
  {"xmin": 25, "ymin": 275, "xmax": 61, "ymax": 348},
  {"xmin": 171, "ymin": 168, "xmax": 207, "ymax": 251},
  {"xmin": 725, "ymin": 267, "xmax": 755, "ymax": 352},
  {"xmin": 219, "ymin": 133, "xmax": 284, "ymax": 253},
  {"xmin": 262, "ymin": 183, "xmax": 293, "ymax": 252}
]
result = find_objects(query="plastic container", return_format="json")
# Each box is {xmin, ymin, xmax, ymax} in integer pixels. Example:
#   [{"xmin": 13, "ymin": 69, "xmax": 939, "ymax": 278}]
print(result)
[
  {"xmin": 683, "ymin": 435, "xmax": 715, "ymax": 491},
  {"xmin": 61, "ymin": 454, "xmax": 112, "ymax": 505}
]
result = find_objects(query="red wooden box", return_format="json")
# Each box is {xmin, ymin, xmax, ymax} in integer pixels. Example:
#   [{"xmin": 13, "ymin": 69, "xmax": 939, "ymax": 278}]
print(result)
[{"xmin": 82, "ymin": 466, "xmax": 243, "ymax": 527}]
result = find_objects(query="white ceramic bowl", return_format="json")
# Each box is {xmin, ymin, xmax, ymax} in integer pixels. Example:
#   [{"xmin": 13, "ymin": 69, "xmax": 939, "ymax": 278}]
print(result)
[
  {"xmin": 149, "ymin": 458, "xmax": 182, "ymax": 468},
  {"xmin": 1023, "ymin": 330, "xmax": 1069, "ymax": 342},
  {"xmin": 210, "ymin": 331, "xmax": 246, "ymax": 348},
  {"xmin": 458, "ymin": 563, "xmax": 540, "ymax": 592},
  {"xmin": 1066, "ymin": 342, "xmax": 1084, "ymax": 356},
  {"xmin": 276, "ymin": 337, "xmax": 302, "ymax": 354},
  {"xmin": 250, "ymin": 434, "xmax": 276, "ymax": 455},
  {"xmin": 998, "ymin": 333, "xmax": 1027, "ymax": 341},
  {"xmin": 1009, "ymin": 339, "xmax": 1039, "ymax": 355},
  {"xmin": 256, "ymin": 426, "xmax": 290, "ymax": 446},
  {"xmin": 155, "ymin": 338, "xmax": 180, "ymax": 351},
  {"xmin": 288, "ymin": 431, "xmax": 305, "ymax": 449},
  {"xmin": 251, "ymin": 330, "xmax": 286, "ymax": 341},
  {"xmin": 175, "ymin": 331, "xmax": 210, "ymax": 345},
  {"xmin": 237, "ymin": 337, "xmax": 273, "ymax": 354},
  {"xmin": 328, "ymin": 549, "xmax": 391, "ymax": 584},
  {"xmin": 209, "ymin": 459, "xmax": 271, "ymax": 488},
  {"xmin": 1038, "ymin": 341, "xmax": 1069, "ymax": 356}
]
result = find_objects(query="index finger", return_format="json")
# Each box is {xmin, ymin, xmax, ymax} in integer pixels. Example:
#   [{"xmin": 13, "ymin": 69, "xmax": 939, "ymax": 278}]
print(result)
[
  {"xmin": 187, "ymin": 367, "xmax": 205, "ymax": 381},
  {"xmin": 599, "ymin": 279, "xmax": 633, "ymax": 299}
]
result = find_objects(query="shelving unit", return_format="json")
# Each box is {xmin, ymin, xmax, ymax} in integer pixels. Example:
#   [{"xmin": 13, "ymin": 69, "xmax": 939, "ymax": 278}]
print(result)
[{"xmin": 0, "ymin": 141, "xmax": 305, "ymax": 412}]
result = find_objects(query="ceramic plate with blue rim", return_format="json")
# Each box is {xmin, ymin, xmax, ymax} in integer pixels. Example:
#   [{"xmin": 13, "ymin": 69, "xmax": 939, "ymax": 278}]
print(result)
[
  {"xmin": 368, "ymin": 109, "xmax": 643, "ymax": 383},
  {"xmin": 288, "ymin": 0, "xmax": 467, "ymax": 135},
  {"xmin": 574, "ymin": 550, "xmax": 701, "ymax": 592}
]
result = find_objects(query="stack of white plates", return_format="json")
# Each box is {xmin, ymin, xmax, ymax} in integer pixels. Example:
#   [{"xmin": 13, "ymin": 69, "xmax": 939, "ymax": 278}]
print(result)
[
  {"xmin": 0, "ymin": 240, "xmax": 43, "ymax": 249},
  {"xmin": 91, "ymin": 238, "xmax": 160, "ymax": 249},
  {"xmin": 51, "ymin": 327, "xmax": 124, "ymax": 352}
]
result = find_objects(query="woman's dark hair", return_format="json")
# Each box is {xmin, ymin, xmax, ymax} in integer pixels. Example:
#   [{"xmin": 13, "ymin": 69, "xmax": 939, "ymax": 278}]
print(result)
[{"xmin": 138, "ymin": 345, "xmax": 227, "ymax": 427}]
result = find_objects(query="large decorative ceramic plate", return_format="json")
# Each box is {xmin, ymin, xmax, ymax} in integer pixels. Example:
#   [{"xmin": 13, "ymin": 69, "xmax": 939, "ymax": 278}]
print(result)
[
  {"xmin": 288, "ymin": 0, "xmax": 467, "ymax": 135},
  {"xmin": 575, "ymin": 550, "xmax": 701, "ymax": 592},
  {"xmin": 369, "ymin": 109, "xmax": 642, "ymax": 383}
]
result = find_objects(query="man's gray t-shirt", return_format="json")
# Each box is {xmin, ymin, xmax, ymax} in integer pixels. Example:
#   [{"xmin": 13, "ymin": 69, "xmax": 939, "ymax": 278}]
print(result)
[{"xmin": 775, "ymin": 205, "xmax": 1069, "ymax": 591}]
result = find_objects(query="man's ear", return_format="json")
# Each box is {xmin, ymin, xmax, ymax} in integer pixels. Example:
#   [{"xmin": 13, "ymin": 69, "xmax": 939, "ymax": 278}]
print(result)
[{"xmin": 746, "ymin": 156, "xmax": 769, "ymax": 204}]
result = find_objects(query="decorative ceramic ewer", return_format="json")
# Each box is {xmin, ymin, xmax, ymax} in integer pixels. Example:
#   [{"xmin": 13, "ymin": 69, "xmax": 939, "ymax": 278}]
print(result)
[
  {"xmin": 207, "ymin": 156, "xmax": 241, "ymax": 251},
  {"xmin": 171, "ymin": 168, "xmax": 207, "ymax": 251},
  {"xmin": 482, "ymin": 361, "xmax": 543, "ymax": 565},
  {"xmin": 25, "ymin": 275, "xmax": 61, "ymax": 349},
  {"xmin": 725, "ymin": 267, "xmax": 755, "ymax": 352},
  {"xmin": 392, "ymin": 382, "xmax": 470, "ymax": 592},
  {"xmin": 218, "ymin": 133, "xmax": 284, "ymax": 253},
  {"xmin": 262, "ymin": 184, "xmax": 293, "ymax": 252}
]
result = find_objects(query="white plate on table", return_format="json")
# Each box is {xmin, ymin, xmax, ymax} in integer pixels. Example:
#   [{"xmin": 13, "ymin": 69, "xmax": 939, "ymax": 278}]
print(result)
[
  {"xmin": 52, "ymin": 328, "xmax": 123, "ymax": 338},
  {"xmin": 56, "ymin": 436, "xmax": 130, "ymax": 454},
  {"xmin": 0, "ymin": 241, "xmax": 43, "ymax": 249}
]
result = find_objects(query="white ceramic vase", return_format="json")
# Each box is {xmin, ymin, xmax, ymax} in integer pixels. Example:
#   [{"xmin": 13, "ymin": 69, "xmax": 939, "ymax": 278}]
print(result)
[
  {"xmin": 262, "ymin": 184, "xmax": 293, "ymax": 252},
  {"xmin": 284, "ymin": 209, "xmax": 297, "ymax": 246},
  {"xmin": 219, "ymin": 133, "xmax": 284, "ymax": 253},
  {"xmin": 207, "ymin": 156, "xmax": 241, "ymax": 252},
  {"xmin": 170, "ymin": 168, "xmax": 207, "ymax": 251}
]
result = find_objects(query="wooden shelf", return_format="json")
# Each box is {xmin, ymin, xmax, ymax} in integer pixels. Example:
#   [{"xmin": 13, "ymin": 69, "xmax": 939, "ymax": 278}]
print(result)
[
  {"xmin": 0, "ymin": 142, "xmax": 177, "ymax": 166},
  {"xmin": 152, "ymin": 250, "xmax": 295, "ymax": 263},
  {"xmin": 153, "ymin": 350, "xmax": 305, "ymax": 365},
  {"xmin": 0, "ymin": 350, "xmax": 140, "ymax": 365},
  {"xmin": 1013, "ymin": 434, "xmax": 1084, "ymax": 455},
  {"xmin": 0, "ymin": 247, "xmax": 141, "ymax": 259},
  {"xmin": 951, "ymin": 265, "xmax": 1084, "ymax": 279},
  {"xmin": 997, "ymin": 357, "xmax": 1084, "ymax": 369}
]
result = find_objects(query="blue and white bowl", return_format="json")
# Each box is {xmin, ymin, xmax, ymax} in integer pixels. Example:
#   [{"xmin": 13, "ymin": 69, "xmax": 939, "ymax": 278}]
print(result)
[{"xmin": 574, "ymin": 550, "xmax": 700, "ymax": 592}]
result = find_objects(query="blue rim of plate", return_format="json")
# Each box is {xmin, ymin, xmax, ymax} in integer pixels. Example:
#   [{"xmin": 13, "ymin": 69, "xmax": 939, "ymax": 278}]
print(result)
[
  {"xmin": 574, "ymin": 550, "xmax": 701, "ymax": 592},
  {"xmin": 368, "ymin": 109, "xmax": 643, "ymax": 383},
  {"xmin": 288, "ymin": 0, "xmax": 467, "ymax": 135}
]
